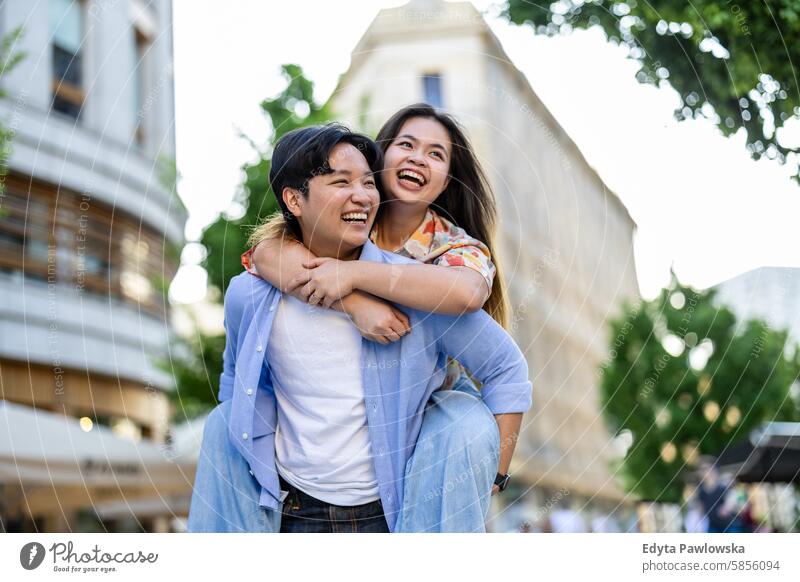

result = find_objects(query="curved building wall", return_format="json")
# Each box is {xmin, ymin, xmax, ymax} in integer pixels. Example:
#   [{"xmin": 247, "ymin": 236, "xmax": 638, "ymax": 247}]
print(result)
[{"xmin": 0, "ymin": 0, "xmax": 183, "ymax": 446}]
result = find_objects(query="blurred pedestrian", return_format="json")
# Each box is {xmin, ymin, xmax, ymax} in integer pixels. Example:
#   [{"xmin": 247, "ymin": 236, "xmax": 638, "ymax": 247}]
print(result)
[
  {"xmin": 696, "ymin": 461, "xmax": 739, "ymax": 533},
  {"xmin": 684, "ymin": 494, "xmax": 709, "ymax": 533}
]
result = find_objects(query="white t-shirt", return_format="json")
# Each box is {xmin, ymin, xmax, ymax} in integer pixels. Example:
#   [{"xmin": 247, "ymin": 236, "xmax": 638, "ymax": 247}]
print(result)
[{"xmin": 267, "ymin": 294, "xmax": 380, "ymax": 506}]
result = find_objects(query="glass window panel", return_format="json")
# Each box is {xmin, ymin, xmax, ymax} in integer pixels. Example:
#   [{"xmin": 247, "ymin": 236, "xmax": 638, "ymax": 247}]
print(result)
[
  {"xmin": 0, "ymin": 231, "xmax": 25, "ymax": 252},
  {"xmin": 53, "ymin": 45, "xmax": 82, "ymax": 85},
  {"xmin": 79, "ymin": 252, "xmax": 109, "ymax": 276},
  {"xmin": 422, "ymin": 73, "xmax": 443, "ymax": 108},
  {"xmin": 53, "ymin": 94, "xmax": 82, "ymax": 119},
  {"xmin": 27, "ymin": 239, "xmax": 51, "ymax": 263},
  {"xmin": 50, "ymin": 0, "xmax": 83, "ymax": 54}
]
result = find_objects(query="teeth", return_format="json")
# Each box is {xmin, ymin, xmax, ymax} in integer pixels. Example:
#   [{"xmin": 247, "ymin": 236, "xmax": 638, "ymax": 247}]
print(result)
[
  {"xmin": 399, "ymin": 169, "xmax": 425, "ymax": 185},
  {"xmin": 342, "ymin": 212, "xmax": 368, "ymax": 221}
]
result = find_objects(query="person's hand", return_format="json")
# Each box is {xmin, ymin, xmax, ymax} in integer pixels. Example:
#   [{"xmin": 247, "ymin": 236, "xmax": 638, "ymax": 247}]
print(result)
[
  {"xmin": 346, "ymin": 295, "xmax": 411, "ymax": 344},
  {"xmin": 288, "ymin": 257, "xmax": 357, "ymax": 308}
]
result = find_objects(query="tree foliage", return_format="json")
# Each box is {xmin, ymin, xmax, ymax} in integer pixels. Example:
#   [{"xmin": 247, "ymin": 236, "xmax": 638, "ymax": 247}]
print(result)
[
  {"xmin": 504, "ymin": 0, "xmax": 800, "ymax": 181},
  {"xmin": 168, "ymin": 65, "xmax": 330, "ymax": 419},
  {"xmin": 200, "ymin": 64, "xmax": 331, "ymax": 295},
  {"xmin": 599, "ymin": 273, "xmax": 799, "ymax": 502},
  {"xmin": 0, "ymin": 27, "xmax": 26, "ymax": 196}
]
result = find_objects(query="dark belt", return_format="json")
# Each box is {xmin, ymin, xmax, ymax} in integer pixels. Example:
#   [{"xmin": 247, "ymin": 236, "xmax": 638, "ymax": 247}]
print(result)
[{"xmin": 278, "ymin": 474, "xmax": 383, "ymax": 512}]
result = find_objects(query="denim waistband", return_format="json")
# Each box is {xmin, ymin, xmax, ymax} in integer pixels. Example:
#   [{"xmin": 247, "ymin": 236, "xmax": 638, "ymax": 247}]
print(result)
[{"xmin": 278, "ymin": 473, "xmax": 382, "ymax": 509}]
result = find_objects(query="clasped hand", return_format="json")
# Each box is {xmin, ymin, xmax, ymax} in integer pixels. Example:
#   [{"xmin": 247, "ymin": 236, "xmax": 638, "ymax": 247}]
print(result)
[{"xmin": 287, "ymin": 257, "xmax": 356, "ymax": 308}]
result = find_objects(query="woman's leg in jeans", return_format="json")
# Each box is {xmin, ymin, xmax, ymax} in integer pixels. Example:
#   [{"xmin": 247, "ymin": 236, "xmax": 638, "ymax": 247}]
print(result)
[
  {"xmin": 395, "ymin": 388, "xmax": 500, "ymax": 532},
  {"xmin": 450, "ymin": 370, "xmax": 482, "ymax": 399},
  {"xmin": 187, "ymin": 400, "xmax": 282, "ymax": 533}
]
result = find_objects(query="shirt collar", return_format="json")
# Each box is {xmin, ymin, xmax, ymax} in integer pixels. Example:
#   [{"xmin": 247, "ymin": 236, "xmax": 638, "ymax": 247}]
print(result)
[
  {"xmin": 369, "ymin": 209, "xmax": 438, "ymax": 256},
  {"xmin": 358, "ymin": 238, "xmax": 385, "ymax": 263}
]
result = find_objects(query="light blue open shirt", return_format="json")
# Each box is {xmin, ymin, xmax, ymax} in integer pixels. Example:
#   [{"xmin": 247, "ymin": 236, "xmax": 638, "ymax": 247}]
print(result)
[{"xmin": 218, "ymin": 238, "xmax": 533, "ymax": 532}]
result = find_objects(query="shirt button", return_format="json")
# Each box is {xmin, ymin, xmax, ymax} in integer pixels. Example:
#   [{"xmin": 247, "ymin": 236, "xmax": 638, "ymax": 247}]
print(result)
[
  {"xmin": 242, "ymin": 432, "xmax": 248, "ymax": 440},
  {"xmin": 246, "ymin": 388, "xmax": 253, "ymax": 396},
  {"xmin": 269, "ymin": 304, "xmax": 276, "ymax": 312},
  {"xmin": 249, "ymin": 470, "xmax": 254, "ymax": 476},
  {"xmin": 256, "ymin": 345, "xmax": 263, "ymax": 352},
  {"xmin": 371, "ymin": 403, "xmax": 377, "ymax": 411}
]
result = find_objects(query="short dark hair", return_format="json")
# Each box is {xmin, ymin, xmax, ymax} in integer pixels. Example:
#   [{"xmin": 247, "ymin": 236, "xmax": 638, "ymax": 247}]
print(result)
[{"xmin": 270, "ymin": 123, "xmax": 384, "ymax": 240}]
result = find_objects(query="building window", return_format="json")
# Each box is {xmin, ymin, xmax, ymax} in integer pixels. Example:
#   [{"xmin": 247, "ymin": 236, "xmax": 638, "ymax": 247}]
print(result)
[
  {"xmin": 422, "ymin": 73, "xmax": 443, "ymax": 108},
  {"xmin": 131, "ymin": 0, "xmax": 158, "ymax": 146},
  {"xmin": 0, "ymin": 173, "xmax": 175, "ymax": 316},
  {"xmin": 133, "ymin": 28, "xmax": 150, "ymax": 145},
  {"xmin": 50, "ymin": 0, "xmax": 85, "ymax": 119}
]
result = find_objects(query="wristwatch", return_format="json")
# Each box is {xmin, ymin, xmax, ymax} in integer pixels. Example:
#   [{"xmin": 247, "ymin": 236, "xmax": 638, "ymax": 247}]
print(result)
[{"xmin": 494, "ymin": 472, "xmax": 510, "ymax": 492}]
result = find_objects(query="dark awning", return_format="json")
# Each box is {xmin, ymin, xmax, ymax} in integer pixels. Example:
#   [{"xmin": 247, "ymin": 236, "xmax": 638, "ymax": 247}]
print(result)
[{"xmin": 715, "ymin": 423, "xmax": 800, "ymax": 483}]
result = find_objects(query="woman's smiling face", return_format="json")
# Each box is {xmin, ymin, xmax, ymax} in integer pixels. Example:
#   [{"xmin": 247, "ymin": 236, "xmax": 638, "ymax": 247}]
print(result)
[{"xmin": 381, "ymin": 116, "xmax": 452, "ymax": 209}]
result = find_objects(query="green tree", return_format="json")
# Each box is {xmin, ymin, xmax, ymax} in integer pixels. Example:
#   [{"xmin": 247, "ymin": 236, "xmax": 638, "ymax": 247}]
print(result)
[
  {"xmin": 200, "ymin": 64, "xmax": 331, "ymax": 295},
  {"xmin": 503, "ymin": 0, "xmax": 800, "ymax": 181},
  {"xmin": 168, "ymin": 65, "xmax": 330, "ymax": 420},
  {"xmin": 0, "ymin": 27, "xmax": 26, "ymax": 196},
  {"xmin": 599, "ymin": 274, "xmax": 799, "ymax": 502}
]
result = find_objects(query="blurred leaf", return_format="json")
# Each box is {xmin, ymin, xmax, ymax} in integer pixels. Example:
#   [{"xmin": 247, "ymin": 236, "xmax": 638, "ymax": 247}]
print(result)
[
  {"xmin": 504, "ymin": 0, "xmax": 800, "ymax": 182},
  {"xmin": 598, "ymin": 272, "xmax": 800, "ymax": 502}
]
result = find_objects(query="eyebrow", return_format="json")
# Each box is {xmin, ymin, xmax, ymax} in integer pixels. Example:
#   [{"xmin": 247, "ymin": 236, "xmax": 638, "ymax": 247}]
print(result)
[
  {"xmin": 326, "ymin": 168, "xmax": 352, "ymax": 177},
  {"xmin": 327, "ymin": 168, "xmax": 376, "ymax": 179},
  {"xmin": 396, "ymin": 134, "xmax": 448, "ymax": 154}
]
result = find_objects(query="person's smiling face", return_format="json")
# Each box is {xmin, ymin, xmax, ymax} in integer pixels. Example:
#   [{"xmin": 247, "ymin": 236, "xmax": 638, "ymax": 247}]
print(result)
[
  {"xmin": 381, "ymin": 116, "xmax": 452, "ymax": 209},
  {"xmin": 287, "ymin": 142, "xmax": 379, "ymax": 260}
]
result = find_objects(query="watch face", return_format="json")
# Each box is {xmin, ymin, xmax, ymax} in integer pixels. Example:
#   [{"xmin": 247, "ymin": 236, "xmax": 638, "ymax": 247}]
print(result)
[{"xmin": 495, "ymin": 474, "xmax": 510, "ymax": 491}]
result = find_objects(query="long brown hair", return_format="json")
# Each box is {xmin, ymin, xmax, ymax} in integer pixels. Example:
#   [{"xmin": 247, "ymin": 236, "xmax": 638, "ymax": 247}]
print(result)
[{"xmin": 375, "ymin": 104, "xmax": 509, "ymax": 328}]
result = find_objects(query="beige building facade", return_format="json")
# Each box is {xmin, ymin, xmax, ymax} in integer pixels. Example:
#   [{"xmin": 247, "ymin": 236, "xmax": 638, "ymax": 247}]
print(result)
[{"xmin": 330, "ymin": 0, "xmax": 640, "ymax": 531}]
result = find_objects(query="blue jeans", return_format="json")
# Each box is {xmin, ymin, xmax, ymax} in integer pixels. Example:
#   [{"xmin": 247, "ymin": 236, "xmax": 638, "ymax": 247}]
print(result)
[
  {"xmin": 278, "ymin": 474, "xmax": 389, "ymax": 532},
  {"xmin": 188, "ymin": 375, "xmax": 499, "ymax": 533}
]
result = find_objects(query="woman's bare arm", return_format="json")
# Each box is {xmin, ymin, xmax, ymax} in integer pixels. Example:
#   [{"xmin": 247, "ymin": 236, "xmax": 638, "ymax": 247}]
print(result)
[
  {"xmin": 293, "ymin": 257, "xmax": 490, "ymax": 315},
  {"xmin": 250, "ymin": 237, "xmax": 314, "ymax": 294},
  {"xmin": 351, "ymin": 261, "xmax": 489, "ymax": 314},
  {"xmin": 249, "ymin": 239, "xmax": 410, "ymax": 342}
]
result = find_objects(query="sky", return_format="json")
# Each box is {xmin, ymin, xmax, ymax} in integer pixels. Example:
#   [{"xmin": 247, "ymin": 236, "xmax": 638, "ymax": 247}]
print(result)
[{"xmin": 170, "ymin": 0, "xmax": 800, "ymax": 304}]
